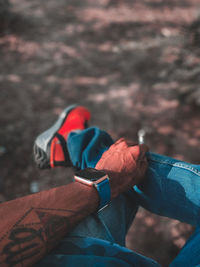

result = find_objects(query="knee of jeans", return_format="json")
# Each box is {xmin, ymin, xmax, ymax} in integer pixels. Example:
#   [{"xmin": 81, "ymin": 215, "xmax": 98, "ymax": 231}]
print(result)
[
  {"xmin": 69, "ymin": 193, "xmax": 138, "ymax": 246},
  {"xmin": 98, "ymin": 193, "xmax": 139, "ymax": 246},
  {"xmin": 133, "ymin": 184, "xmax": 164, "ymax": 216}
]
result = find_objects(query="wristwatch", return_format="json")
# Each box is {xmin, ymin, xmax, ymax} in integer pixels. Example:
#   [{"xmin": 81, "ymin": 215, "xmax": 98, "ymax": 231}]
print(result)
[{"xmin": 74, "ymin": 168, "xmax": 111, "ymax": 211}]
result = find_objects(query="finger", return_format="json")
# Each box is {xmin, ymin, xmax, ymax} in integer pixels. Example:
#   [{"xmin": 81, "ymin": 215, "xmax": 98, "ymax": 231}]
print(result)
[
  {"xmin": 103, "ymin": 140, "xmax": 121, "ymax": 153},
  {"xmin": 125, "ymin": 140, "xmax": 138, "ymax": 147},
  {"xmin": 128, "ymin": 145, "xmax": 140, "ymax": 161},
  {"xmin": 139, "ymin": 144, "xmax": 149, "ymax": 154},
  {"xmin": 112, "ymin": 139, "xmax": 129, "ymax": 150},
  {"xmin": 114, "ymin": 138, "xmax": 137, "ymax": 150},
  {"xmin": 128, "ymin": 144, "xmax": 149, "ymax": 161},
  {"xmin": 113, "ymin": 138, "xmax": 126, "ymax": 146},
  {"xmin": 107, "ymin": 138, "xmax": 125, "ymax": 151},
  {"xmin": 138, "ymin": 144, "xmax": 149, "ymax": 161}
]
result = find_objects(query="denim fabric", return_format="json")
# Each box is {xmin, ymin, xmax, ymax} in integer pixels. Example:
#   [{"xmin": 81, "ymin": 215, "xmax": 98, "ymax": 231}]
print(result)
[
  {"xmin": 67, "ymin": 127, "xmax": 139, "ymax": 246},
  {"xmin": 135, "ymin": 152, "xmax": 200, "ymax": 267},
  {"xmin": 135, "ymin": 152, "xmax": 200, "ymax": 226},
  {"xmin": 67, "ymin": 127, "xmax": 114, "ymax": 170},
  {"xmin": 67, "ymin": 127, "xmax": 200, "ymax": 266},
  {"xmin": 170, "ymin": 227, "xmax": 200, "ymax": 267},
  {"xmin": 39, "ymin": 127, "xmax": 200, "ymax": 267},
  {"xmin": 68, "ymin": 192, "xmax": 138, "ymax": 246},
  {"xmin": 38, "ymin": 236, "xmax": 160, "ymax": 267}
]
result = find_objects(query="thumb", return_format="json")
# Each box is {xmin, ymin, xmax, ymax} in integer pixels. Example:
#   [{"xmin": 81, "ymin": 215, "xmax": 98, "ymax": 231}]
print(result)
[{"xmin": 128, "ymin": 144, "xmax": 149, "ymax": 161}]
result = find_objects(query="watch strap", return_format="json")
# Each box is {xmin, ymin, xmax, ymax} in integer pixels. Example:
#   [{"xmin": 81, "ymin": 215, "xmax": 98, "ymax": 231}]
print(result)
[{"xmin": 94, "ymin": 178, "xmax": 111, "ymax": 211}]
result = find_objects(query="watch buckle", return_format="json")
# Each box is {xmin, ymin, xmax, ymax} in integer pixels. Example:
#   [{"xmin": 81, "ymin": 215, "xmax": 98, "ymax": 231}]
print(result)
[{"xmin": 97, "ymin": 204, "xmax": 109, "ymax": 213}]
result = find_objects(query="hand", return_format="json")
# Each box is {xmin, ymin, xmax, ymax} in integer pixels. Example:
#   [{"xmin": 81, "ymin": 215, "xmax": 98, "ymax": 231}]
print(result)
[{"xmin": 95, "ymin": 138, "xmax": 149, "ymax": 199}]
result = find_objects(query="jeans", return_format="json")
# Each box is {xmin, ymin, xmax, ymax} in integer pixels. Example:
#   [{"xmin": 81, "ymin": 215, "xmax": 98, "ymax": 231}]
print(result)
[
  {"xmin": 32, "ymin": 126, "xmax": 199, "ymax": 266},
  {"xmin": 65, "ymin": 127, "xmax": 200, "ymax": 266}
]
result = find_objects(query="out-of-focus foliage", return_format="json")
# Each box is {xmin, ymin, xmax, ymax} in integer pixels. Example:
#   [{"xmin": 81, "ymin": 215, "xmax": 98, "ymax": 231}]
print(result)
[
  {"xmin": 176, "ymin": 87, "xmax": 200, "ymax": 106},
  {"xmin": 0, "ymin": 0, "xmax": 9, "ymax": 18},
  {"xmin": 175, "ymin": 18, "xmax": 200, "ymax": 106},
  {"xmin": 0, "ymin": 0, "xmax": 10, "ymax": 32},
  {"xmin": 188, "ymin": 18, "xmax": 200, "ymax": 47}
]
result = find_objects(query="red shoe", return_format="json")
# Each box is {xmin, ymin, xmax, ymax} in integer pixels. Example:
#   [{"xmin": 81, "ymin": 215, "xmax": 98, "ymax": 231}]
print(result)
[{"xmin": 33, "ymin": 105, "xmax": 91, "ymax": 169}]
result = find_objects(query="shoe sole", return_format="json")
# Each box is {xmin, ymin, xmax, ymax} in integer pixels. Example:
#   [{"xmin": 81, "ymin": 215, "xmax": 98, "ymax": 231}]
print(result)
[{"xmin": 34, "ymin": 104, "xmax": 77, "ymax": 169}]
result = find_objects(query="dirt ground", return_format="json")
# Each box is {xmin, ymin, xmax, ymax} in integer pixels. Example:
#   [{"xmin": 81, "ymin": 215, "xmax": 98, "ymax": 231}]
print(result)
[{"xmin": 1, "ymin": 0, "xmax": 200, "ymax": 266}]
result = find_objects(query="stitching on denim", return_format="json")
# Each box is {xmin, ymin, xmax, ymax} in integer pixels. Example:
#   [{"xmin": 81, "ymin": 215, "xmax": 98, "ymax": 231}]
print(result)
[
  {"xmin": 174, "ymin": 163, "xmax": 200, "ymax": 176},
  {"xmin": 147, "ymin": 155, "xmax": 177, "ymax": 166},
  {"xmin": 148, "ymin": 156, "xmax": 200, "ymax": 177}
]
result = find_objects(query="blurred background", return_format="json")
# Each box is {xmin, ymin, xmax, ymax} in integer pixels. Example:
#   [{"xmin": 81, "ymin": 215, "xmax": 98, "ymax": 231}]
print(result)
[{"xmin": 1, "ymin": 0, "xmax": 200, "ymax": 265}]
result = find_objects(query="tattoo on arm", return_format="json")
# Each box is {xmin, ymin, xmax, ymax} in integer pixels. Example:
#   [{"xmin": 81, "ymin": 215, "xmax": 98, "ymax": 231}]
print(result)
[{"xmin": 0, "ymin": 207, "xmax": 87, "ymax": 267}]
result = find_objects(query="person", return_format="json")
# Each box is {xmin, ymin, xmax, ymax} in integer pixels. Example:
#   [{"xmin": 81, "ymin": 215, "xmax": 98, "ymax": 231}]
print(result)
[
  {"xmin": 1, "ymin": 105, "xmax": 200, "ymax": 266},
  {"xmin": 0, "ymin": 105, "xmax": 149, "ymax": 267},
  {"xmin": 35, "ymin": 105, "xmax": 200, "ymax": 267}
]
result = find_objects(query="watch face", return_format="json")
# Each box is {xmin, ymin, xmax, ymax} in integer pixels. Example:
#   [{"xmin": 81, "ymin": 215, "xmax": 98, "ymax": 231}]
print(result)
[{"xmin": 74, "ymin": 168, "xmax": 106, "ymax": 182}]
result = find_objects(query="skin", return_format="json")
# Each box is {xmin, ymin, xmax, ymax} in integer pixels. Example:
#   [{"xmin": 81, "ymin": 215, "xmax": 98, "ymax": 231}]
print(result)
[
  {"xmin": 96, "ymin": 138, "xmax": 149, "ymax": 198},
  {"xmin": 0, "ymin": 139, "xmax": 149, "ymax": 267}
]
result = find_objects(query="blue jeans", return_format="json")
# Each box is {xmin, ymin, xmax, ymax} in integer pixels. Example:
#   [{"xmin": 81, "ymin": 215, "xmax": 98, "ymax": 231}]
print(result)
[{"xmin": 62, "ymin": 127, "xmax": 200, "ymax": 266}]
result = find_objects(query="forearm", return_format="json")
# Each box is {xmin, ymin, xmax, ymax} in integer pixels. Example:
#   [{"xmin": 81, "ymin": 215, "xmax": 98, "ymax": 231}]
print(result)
[
  {"xmin": 0, "ymin": 182, "xmax": 99, "ymax": 267},
  {"xmin": 0, "ymin": 138, "xmax": 149, "ymax": 267}
]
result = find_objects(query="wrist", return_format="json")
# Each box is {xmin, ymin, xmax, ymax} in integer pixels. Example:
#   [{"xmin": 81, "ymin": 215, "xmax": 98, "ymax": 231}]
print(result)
[
  {"xmin": 73, "ymin": 181, "xmax": 100, "ymax": 211},
  {"xmin": 95, "ymin": 167, "xmax": 135, "ymax": 199},
  {"xmin": 94, "ymin": 168, "xmax": 120, "ymax": 199},
  {"xmin": 74, "ymin": 168, "xmax": 111, "ymax": 211}
]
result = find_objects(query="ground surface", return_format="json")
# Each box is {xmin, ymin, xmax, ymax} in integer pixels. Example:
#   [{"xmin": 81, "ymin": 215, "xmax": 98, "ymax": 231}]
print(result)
[{"xmin": 1, "ymin": 0, "xmax": 200, "ymax": 266}]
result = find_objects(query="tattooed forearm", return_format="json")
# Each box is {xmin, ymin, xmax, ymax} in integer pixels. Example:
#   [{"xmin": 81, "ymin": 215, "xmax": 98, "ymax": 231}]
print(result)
[
  {"xmin": 0, "ymin": 182, "xmax": 99, "ymax": 266},
  {"xmin": 1, "ymin": 208, "xmax": 69, "ymax": 266}
]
